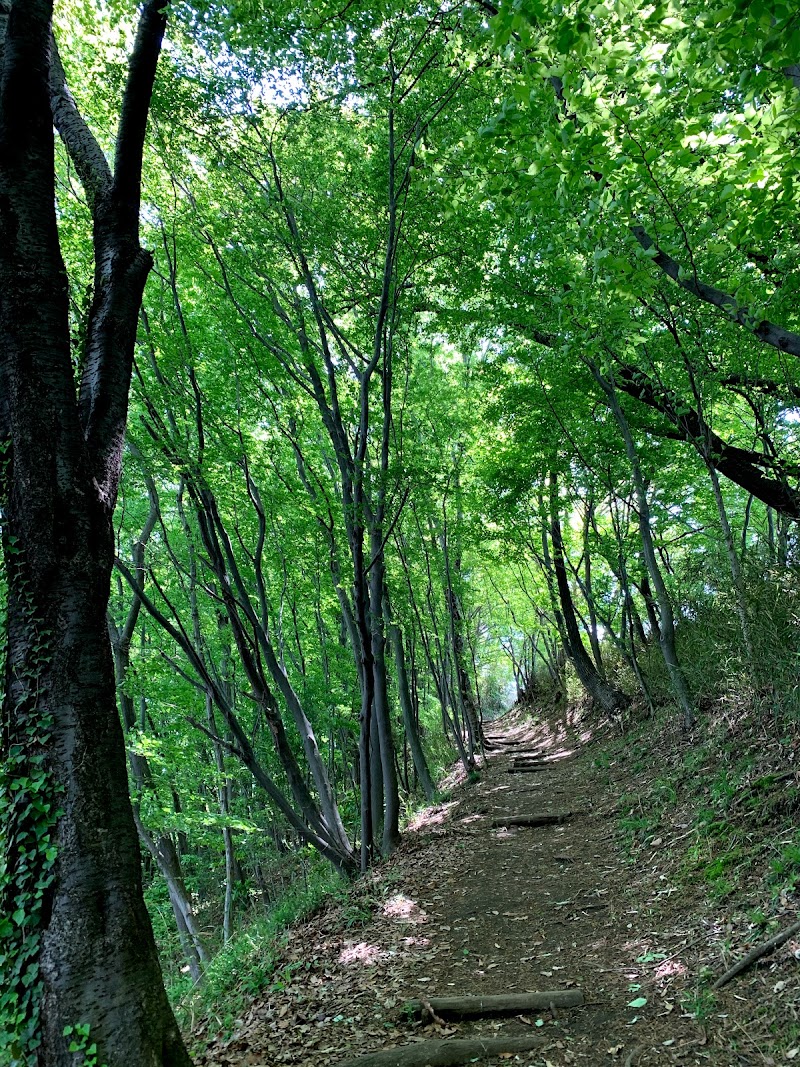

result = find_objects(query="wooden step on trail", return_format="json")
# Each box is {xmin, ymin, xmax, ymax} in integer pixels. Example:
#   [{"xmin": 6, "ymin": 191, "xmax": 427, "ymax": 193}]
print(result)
[
  {"xmin": 336, "ymin": 1035, "xmax": 545, "ymax": 1066},
  {"xmin": 337, "ymin": 991, "xmax": 585, "ymax": 1066},
  {"xmin": 491, "ymin": 811, "xmax": 573, "ymax": 828},
  {"xmin": 405, "ymin": 990, "xmax": 584, "ymax": 1019}
]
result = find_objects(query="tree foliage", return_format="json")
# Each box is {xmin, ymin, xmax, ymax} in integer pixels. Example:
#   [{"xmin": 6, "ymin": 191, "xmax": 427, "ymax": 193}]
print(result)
[{"xmin": 2, "ymin": 0, "xmax": 800, "ymax": 1061}]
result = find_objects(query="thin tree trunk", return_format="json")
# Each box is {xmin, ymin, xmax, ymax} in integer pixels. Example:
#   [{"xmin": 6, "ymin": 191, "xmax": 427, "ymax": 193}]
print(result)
[
  {"xmin": 581, "ymin": 497, "xmax": 604, "ymax": 672},
  {"xmin": 109, "ymin": 471, "xmax": 209, "ymax": 977},
  {"xmin": 369, "ymin": 719, "xmax": 384, "ymax": 849},
  {"xmin": 110, "ymin": 625, "xmax": 209, "ymax": 977},
  {"xmin": 442, "ymin": 490, "xmax": 483, "ymax": 755},
  {"xmin": 548, "ymin": 477, "xmax": 628, "ymax": 714},
  {"xmin": 368, "ymin": 536, "xmax": 401, "ymax": 854},
  {"xmin": 385, "ymin": 597, "xmax": 437, "ymax": 801},
  {"xmin": 596, "ymin": 370, "xmax": 694, "ymax": 730},
  {"xmin": 134, "ymin": 813, "xmax": 208, "ymax": 983},
  {"xmin": 706, "ymin": 462, "xmax": 755, "ymax": 666}
]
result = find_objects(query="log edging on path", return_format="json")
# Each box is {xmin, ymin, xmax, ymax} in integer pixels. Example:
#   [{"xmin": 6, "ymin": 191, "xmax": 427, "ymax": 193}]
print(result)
[
  {"xmin": 404, "ymin": 990, "xmax": 584, "ymax": 1019},
  {"xmin": 490, "ymin": 812, "xmax": 574, "ymax": 828},
  {"xmin": 336, "ymin": 1034, "xmax": 545, "ymax": 1066},
  {"xmin": 713, "ymin": 917, "xmax": 800, "ymax": 989}
]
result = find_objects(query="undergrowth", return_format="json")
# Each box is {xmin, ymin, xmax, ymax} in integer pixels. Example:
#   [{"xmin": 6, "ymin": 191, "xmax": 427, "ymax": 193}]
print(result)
[
  {"xmin": 167, "ymin": 859, "xmax": 347, "ymax": 1040},
  {"xmin": 599, "ymin": 675, "xmax": 800, "ymax": 918},
  {"xmin": 156, "ymin": 790, "xmax": 445, "ymax": 1045}
]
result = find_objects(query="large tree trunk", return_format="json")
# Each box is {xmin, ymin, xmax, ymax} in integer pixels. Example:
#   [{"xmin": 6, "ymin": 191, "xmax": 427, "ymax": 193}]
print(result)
[
  {"xmin": 5, "ymin": 540, "xmax": 190, "ymax": 1066},
  {"xmin": 0, "ymin": 6, "xmax": 191, "ymax": 1061}
]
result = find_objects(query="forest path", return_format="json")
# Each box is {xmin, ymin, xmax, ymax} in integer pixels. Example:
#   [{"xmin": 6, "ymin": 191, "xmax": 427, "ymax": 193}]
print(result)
[{"xmin": 198, "ymin": 712, "xmax": 731, "ymax": 1067}]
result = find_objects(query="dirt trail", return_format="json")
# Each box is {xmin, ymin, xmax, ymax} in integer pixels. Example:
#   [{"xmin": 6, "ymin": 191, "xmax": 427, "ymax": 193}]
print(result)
[{"xmin": 198, "ymin": 713, "xmax": 760, "ymax": 1066}]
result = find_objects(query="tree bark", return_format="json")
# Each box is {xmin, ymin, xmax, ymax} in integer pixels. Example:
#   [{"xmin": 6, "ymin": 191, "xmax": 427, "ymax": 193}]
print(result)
[{"xmin": 0, "ymin": 3, "xmax": 191, "ymax": 1062}]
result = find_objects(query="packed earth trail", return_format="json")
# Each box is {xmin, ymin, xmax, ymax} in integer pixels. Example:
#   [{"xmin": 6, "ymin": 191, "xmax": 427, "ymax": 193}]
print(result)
[{"xmin": 198, "ymin": 710, "xmax": 795, "ymax": 1067}]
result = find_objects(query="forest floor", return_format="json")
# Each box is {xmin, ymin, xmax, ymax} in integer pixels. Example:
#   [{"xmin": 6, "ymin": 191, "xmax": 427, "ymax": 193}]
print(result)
[{"xmin": 196, "ymin": 708, "xmax": 800, "ymax": 1066}]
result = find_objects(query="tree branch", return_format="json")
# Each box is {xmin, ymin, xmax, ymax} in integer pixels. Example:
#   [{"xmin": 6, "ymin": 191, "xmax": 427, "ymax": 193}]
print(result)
[
  {"xmin": 631, "ymin": 226, "xmax": 800, "ymax": 359},
  {"xmin": 49, "ymin": 32, "xmax": 112, "ymax": 208},
  {"xmin": 612, "ymin": 362, "xmax": 800, "ymax": 518},
  {"xmin": 113, "ymin": 0, "xmax": 168, "ymax": 232}
]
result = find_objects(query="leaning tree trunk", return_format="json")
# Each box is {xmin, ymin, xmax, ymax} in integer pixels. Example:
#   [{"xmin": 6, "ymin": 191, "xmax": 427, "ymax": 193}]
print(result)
[
  {"xmin": 134, "ymin": 813, "xmax": 208, "ymax": 984},
  {"xmin": 108, "ymin": 488, "xmax": 209, "ymax": 981},
  {"xmin": 110, "ymin": 617, "xmax": 209, "ymax": 981},
  {"xmin": 0, "ymin": 5, "xmax": 191, "ymax": 1062}
]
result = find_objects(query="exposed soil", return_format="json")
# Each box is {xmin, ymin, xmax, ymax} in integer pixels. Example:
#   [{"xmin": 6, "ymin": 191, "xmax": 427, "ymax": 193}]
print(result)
[{"xmin": 197, "ymin": 709, "xmax": 800, "ymax": 1066}]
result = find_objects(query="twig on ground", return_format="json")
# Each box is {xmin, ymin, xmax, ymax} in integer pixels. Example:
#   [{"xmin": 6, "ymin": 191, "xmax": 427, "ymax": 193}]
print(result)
[{"xmin": 713, "ymin": 917, "xmax": 800, "ymax": 989}]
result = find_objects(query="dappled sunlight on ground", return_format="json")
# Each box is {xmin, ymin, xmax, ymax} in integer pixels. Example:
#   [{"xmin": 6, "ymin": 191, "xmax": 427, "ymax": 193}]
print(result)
[
  {"xmin": 400, "ymin": 935, "xmax": 430, "ymax": 948},
  {"xmin": 492, "ymin": 827, "xmax": 517, "ymax": 840},
  {"xmin": 438, "ymin": 762, "xmax": 470, "ymax": 792},
  {"xmin": 337, "ymin": 941, "xmax": 388, "ymax": 966},
  {"xmin": 655, "ymin": 959, "xmax": 687, "ymax": 981},
  {"xmin": 382, "ymin": 894, "xmax": 428, "ymax": 924},
  {"xmin": 406, "ymin": 801, "xmax": 457, "ymax": 832},
  {"xmin": 535, "ymin": 749, "xmax": 576, "ymax": 763}
]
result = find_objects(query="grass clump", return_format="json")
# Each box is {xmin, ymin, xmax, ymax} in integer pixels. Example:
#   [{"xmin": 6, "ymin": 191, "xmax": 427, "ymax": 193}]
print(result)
[{"xmin": 768, "ymin": 837, "xmax": 800, "ymax": 896}]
